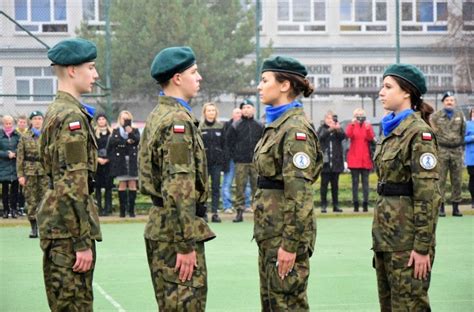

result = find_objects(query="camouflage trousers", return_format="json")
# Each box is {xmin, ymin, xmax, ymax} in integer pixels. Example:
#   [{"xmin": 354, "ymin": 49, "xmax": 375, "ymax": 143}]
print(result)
[
  {"xmin": 257, "ymin": 237, "xmax": 310, "ymax": 312},
  {"xmin": 438, "ymin": 149, "xmax": 464, "ymax": 203},
  {"xmin": 234, "ymin": 163, "xmax": 258, "ymax": 209},
  {"xmin": 24, "ymin": 175, "xmax": 48, "ymax": 221},
  {"xmin": 374, "ymin": 250, "xmax": 434, "ymax": 312},
  {"xmin": 145, "ymin": 239, "xmax": 208, "ymax": 311},
  {"xmin": 40, "ymin": 239, "xmax": 96, "ymax": 312}
]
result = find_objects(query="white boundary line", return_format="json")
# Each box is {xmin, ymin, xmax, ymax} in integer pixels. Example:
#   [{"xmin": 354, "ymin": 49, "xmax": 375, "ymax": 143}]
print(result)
[{"xmin": 93, "ymin": 282, "xmax": 126, "ymax": 312}]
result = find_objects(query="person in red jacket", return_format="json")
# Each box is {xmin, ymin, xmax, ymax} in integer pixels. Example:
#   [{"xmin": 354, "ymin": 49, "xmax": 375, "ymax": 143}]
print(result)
[{"xmin": 345, "ymin": 108, "xmax": 375, "ymax": 212}]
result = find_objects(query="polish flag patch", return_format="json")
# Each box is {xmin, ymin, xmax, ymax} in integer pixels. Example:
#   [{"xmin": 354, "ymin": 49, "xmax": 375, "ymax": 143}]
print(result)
[
  {"xmin": 422, "ymin": 132, "xmax": 432, "ymax": 141},
  {"xmin": 68, "ymin": 121, "xmax": 81, "ymax": 131},
  {"xmin": 173, "ymin": 125, "xmax": 185, "ymax": 133},
  {"xmin": 295, "ymin": 132, "xmax": 307, "ymax": 141}
]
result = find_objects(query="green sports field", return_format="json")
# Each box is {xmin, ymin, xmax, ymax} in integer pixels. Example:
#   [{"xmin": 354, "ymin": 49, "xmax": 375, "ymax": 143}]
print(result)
[{"xmin": 1, "ymin": 215, "xmax": 473, "ymax": 311}]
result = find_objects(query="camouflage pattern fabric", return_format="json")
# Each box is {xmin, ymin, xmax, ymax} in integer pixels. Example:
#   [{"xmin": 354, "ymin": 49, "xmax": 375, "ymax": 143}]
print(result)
[
  {"xmin": 252, "ymin": 107, "xmax": 322, "ymax": 311},
  {"xmin": 145, "ymin": 239, "xmax": 207, "ymax": 311},
  {"xmin": 40, "ymin": 238, "xmax": 96, "ymax": 312},
  {"xmin": 139, "ymin": 95, "xmax": 215, "ymax": 309},
  {"xmin": 16, "ymin": 129, "xmax": 48, "ymax": 220},
  {"xmin": 374, "ymin": 249, "xmax": 434, "ymax": 312},
  {"xmin": 431, "ymin": 109, "xmax": 466, "ymax": 203},
  {"xmin": 373, "ymin": 112, "xmax": 441, "ymax": 310},
  {"xmin": 234, "ymin": 163, "xmax": 258, "ymax": 209}
]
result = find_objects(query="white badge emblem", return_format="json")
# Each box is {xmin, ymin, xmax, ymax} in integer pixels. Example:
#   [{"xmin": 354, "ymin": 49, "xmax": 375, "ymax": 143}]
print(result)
[
  {"xmin": 293, "ymin": 152, "xmax": 311, "ymax": 169},
  {"xmin": 419, "ymin": 153, "xmax": 437, "ymax": 170}
]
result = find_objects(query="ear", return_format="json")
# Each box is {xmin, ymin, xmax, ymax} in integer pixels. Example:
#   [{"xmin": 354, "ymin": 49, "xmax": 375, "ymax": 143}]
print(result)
[
  {"xmin": 171, "ymin": 73, "xmax": 181, "ymax": 86},
  {"xmin": 280, "ymin": 80, "xmax": 291, "ymax": 93},
  {"xmin": 66, "ymin": 65, "xmax": 76, "ymax": 78}
]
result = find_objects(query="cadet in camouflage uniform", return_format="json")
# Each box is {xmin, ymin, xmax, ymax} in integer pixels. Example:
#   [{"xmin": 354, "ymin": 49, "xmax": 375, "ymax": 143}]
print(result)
[
  {"xmin": 253, "ymin": 56, "xmax": 322, "ymax": 311},
  {"xmin": 374, "ymin": 64, "xmax": 441, "ymax": 311},
  {"xmin": 37, "ymin": 38, "xmax": 102, "ymax": 311},
  {"xmin": 16, "ymin": 111, "xmax": 48, "ymax": 238},
  {"xmin": 431, "ymin": 91, "xmax": 466, "ymax": 217},
  {"xmin": 139, "ymin": 46, "xmax": 216, "ymax": 311}
]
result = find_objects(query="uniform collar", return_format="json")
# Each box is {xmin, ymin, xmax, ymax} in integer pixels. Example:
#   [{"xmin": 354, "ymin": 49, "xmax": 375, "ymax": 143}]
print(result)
[
  {"xmin": 266, "ymin": 107, "xmax": 305, "ymax": 129},
  {"xmin": 382, "ymin": 112, "xmax": 419, "ymax": 139},
  {"xmin": 55, "ymin": 91, "xmax": 93, "ymax": 120},
  {"xmin": 158, "ymin": 95, "xmax": 198, "ymax": 125}
]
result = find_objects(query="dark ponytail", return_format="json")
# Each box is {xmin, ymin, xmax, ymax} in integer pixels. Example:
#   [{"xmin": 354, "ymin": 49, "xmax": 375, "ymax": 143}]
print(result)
[
  {"xmin": 391, "ymin": 76, "xmax": 433, "ymax": 125},
  {"xmin": 274, "ymin": 72, "xmax": 314, "ymax": 98}
]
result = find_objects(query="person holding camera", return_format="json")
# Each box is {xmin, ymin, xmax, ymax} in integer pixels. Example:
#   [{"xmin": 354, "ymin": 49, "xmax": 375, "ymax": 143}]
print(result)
[
  {"xmin": 317, "ymin": 111, "xmax": 346, "ymax": 213},
  {"xmin": 345, "ymin": 108, "xmax": 375, "ymax": 212},
  {"xmin": 108, "ymin": 110, "xmax": 140, "ymax": 217},
  {"xmin": 94, "ymin": 113, "xmax": 113, "ymax": 216}
]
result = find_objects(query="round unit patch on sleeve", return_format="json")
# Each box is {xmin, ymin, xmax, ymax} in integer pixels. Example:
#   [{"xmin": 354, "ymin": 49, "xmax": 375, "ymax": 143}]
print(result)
[
  {"xmin": 419, "ymin": 153, "xmax": 437, "ymax": 170},
  {"xmin": 293, "ymin": 152, "xmax": 311, "ymax": 169}
]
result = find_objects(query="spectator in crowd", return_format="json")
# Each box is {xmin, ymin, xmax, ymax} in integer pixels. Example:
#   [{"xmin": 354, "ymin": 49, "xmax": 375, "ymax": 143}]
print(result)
[
  {"xmin": 199, "ymin": 102, "xmax": 225, "ymax": 223},
  {"xmin": 108, "ymin": 110, "xmax": 140, "ymax": 217},
  {"xmin": 465, "ymin": 108, "xmax": 474, "ymax": 209},
  {"xmin": 1, "ymin": 115, "xmax": 21, "ymax": 218},
  {"xmin": 431, "ymin": 91, "xmax": 466, "ymax": 217},
  {"xmin": 94, "ymin": 113, "xmax": 113, "ymax": 216},
  {"xmin": 317, "ymin": 111, "xmax": 345, "ymax": 213},
  {"xmin": 345, "ymin": 108, "xmax": 375, "ymax": 212},
  {"xmin": 16, "ymin": 111, "xmax": 48, "ymax": 237},
  {"xmin": 221, "ymin": 107, "xmax": 242, "ymax": 214},
  {"xmin": 16, "ymin": 115, "xmax": 28, "ymax": 215},
  {"xmin": 227, "ymin": 99, "xmax": 264, "ymax": 222}
]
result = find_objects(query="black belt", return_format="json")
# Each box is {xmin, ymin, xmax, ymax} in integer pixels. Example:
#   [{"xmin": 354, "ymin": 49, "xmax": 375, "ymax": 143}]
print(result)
[
  {"xmin": 439, "ymin": 142, "xmax": 463, "ymax": 149},
  {"xmin": 377, "ymin": 181, "xmax": 413, "ymax": 196},
  {"xmin": 24, "ymin": 156, "xmax": 39, "ymax": 162},
  {"xmin": 151, "ymin": 196, "xmax": 163, "ymax": 207},
  {"xmin": 257, "ymin": 176, "xmax": 284, "ymax": 190}
]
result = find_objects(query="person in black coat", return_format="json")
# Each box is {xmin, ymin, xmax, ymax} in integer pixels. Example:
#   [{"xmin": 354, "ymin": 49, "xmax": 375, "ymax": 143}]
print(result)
[
  {"xmin": 94, "ymin": 113, "xmax": 113, "ymax": 216},
  {"xmin": 317, "ymin": 111, "xmax": 346, "ymax": 213},
  {"xmin": 199, "ymin": 102, "xmax": 226, "ymax": 223},
  {"xmin": 107, "ymin": 110, "xmax": 140, "ymax": 217}
]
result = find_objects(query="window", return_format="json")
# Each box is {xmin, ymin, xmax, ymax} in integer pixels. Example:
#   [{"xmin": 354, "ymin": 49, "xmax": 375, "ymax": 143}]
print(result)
[
  {"xmin": 340, "ymin": 0, "xmax": 388, "ymax": 32},
  {"xmin": 83, "ymin": 0, "xmax": 107, "ymax": 31},
  {"xmin": 15, "ymin": 67, "xmax": 57, "ymax": 103},
  {"xmin": 416, "ymin": 64, "xmax": 453, "ymax": 88},
  {"xmin": 14, "ymin": 0, "xmax": 67, "ymax": 33},
  {"xmin": 401, "ymin": 0, "xmax": 448, "ymax": 32},
  {"xmin": 463, "ymin": 0, "xmax": 474, "ymax": 31},
  {"xmin": 277, "ymin": 0, "xmax": 327, "ymax": 33},
  {"xmin": 307, "ymin": 65, "xmax": 331, "ymax": 97},
  {"xmin": 342, "ymin": 65, "xmax": 385, "ymax": 97},
  {"xmin": 0, "ymin": 67, "xmax": 3, "ymax": 104}
]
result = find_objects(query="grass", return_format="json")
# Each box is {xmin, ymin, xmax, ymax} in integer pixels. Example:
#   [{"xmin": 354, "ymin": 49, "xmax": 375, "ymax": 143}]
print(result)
[{"xmin": 1, "ymin": 216, "xmax": 473, "ymax": 311}]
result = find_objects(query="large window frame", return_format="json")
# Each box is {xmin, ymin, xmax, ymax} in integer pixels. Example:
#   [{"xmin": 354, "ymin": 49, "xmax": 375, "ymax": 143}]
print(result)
[
  {"xmin": 307, "ymin": 64, "xmax": 332, "ymax": 98},
  {"xmin": 416, "ymin": 64, "xmax": 454, "ymax": 88},
  {"xmin": 14, "ymin": 0, "xmax": 68, "ymax": 33},
  {"xmin": 277, "ymin": 0, "xmax": 327, "ymax": 33},
  {"xmin": 82, "ymin": 0, "xmax": 106, "ymax": 31},
  {"xmin": 15, "ymin": 67, "xmax": 57, "ymax": 103},
  {"xmin": 339, "ymin": 0, "xmax": 388, "ymax": 33},
  {"xmin": 342, "ymin": 65, "xmax": 385, "ymax": 98},
  {"xmin": 463, "ymin": 0, "xmax": 474, "ymax": 31},
  {"xmin": 401, "ymin": 0, "xmax": 448, "ymax": 33}
]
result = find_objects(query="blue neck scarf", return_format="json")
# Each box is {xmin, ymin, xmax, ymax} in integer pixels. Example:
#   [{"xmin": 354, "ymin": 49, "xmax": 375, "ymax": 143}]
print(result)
[
  {"xmin": 31, "ymin": 127, "xmax": 41, "ymax": 138},
  {"xmin": 81, "ymin": 102, "xmax": 96, "ymax": 117},
  {"xmin": 265, "ymin": 101, "xmax": 302, "ymax": 124},
  {"xmin": 159, "ymin": 91, "xmax": 192, "ymax": 112},
  {"xmin": 119, "ymin": 127, "xmax": 128, "ymax": 140},
  {"xmin": 381, "ymin": 109, "xmax": 414, "ymax": 136},
  {"xmin": 443, "ymin": 108, "xmax": 453, "ymax": 120}
]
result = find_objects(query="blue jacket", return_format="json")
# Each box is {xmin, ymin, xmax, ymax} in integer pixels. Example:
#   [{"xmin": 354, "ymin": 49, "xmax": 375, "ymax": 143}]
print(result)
[
  {"xmin": 465, "ymin": 120, "xmax": 474, "ymax": 166},
  {"xmin": 0, "ymin": 129, "xmax": 21, "ymax": 182}
]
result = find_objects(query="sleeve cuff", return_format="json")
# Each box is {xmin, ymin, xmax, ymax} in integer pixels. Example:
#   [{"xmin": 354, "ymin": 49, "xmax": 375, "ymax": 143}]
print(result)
[
  {"xmin": 413, "ymin": 241, "xmax": 430, "ymax": 255},
  {"xmin": 281, "ymin": 238, "xmax": 298, "ymax": 254},
  {"xmin": 175, "ymin": 241, "xmax": 195, "ymax": 254},
  {"xmin": 72, "ymin": 236, "xmax": 92, "ymax": 252}
]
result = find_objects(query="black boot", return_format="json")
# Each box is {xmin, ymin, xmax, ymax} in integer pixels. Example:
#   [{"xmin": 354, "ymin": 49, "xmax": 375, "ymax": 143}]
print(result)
[
  {"xmin": 104, "ymin": 188, "xmax": 112, "ymax": 216},
  {"xmin": 363, "ymin": 202, "xmax": 368, "ymax": 212},
  {"xmin": 452, "ymin": 202, "xmax": 463, "ymax": 217},
  {"xmin": 353, "ymin": 201, "xmax": 359, "ymax": 212},
  {"xmin": 321, "ymin": 204, "xmax": 327, "ymax": 213},
  {"xmin": 11, "ymin": 208, "xmax": 17, "ymax": 219},
  {"xmin": 233, "ymin": 208, "xmax": 243, "ymax": 223},
  {"xmin": 118, "ymin": 191, "xmax": 127, "ymax": 218},
  {"xmin": 471, "ymin": 200, "xmax": 474, "ymax": 209},
  {"xmin": 211, "ymin": 213, "xmax": 221, "ymax": 223},
  {"xmin": 128, "ymin": 190, "xmax": 136, "ymax": 217},
  {"xmin": 439, "ymin": 203, "xmax": 446, "ymax": 217},
  {"xmin": 333, "ymin": 206, "xmax": 343, "ymax": 213},
  {"xmin": 29, "ymin": 220, "xmax": 38, "ymax": 238}
]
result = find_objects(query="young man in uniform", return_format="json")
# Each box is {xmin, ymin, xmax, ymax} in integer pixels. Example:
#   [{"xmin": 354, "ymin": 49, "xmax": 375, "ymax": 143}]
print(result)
[
  {"xmin": 16, "ymin": 111, "xmax": 48, "ymax": 238},
  {"xmin": 431, "ymin": 91, "xmax": 466, "ymax": 217},
  {"xmin": 37, "ymin": 38, "xmax": 102, "ymax": 311},
  {"xmin": 139, "ymin": 46, "xmax": 216, "ymax": 311}
]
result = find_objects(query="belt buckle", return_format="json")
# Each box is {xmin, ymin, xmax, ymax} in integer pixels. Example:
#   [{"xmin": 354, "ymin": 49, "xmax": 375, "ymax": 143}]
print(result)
[{"xmin": 377, "ymin": 182, "xmax": 385, "ymax": 195}]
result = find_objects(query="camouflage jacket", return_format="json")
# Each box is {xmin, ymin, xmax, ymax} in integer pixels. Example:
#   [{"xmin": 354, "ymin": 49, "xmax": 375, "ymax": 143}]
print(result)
[
  {"xmin": 431, "ymin": 109, "xmax": 466, "ymax": 153},
  {"xmin": 139, "ymin": 96, "xmax": 215, "ymax": 254},
  {"xmin": 37, "ymin": 91, "xmax": 101, "ymax": 251},
  {"xmin": 253, "ymin": 107, "xmax": 322, "ymax": 255},
  {"xmin": 16, "ymin": 129, "xmax": 45, "ymax": 177},
  {"xmin": 373, "ymin": 112, "xmax": 441, "ymax": 255}
]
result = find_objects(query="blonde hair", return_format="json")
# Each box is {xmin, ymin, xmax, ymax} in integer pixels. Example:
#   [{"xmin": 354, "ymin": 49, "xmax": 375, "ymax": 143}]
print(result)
[
  {"xmin": 117, "ymin": 110, "xmax": 133, "ymax": 127},
  {"xmin": 2, "ymin": 115, "xmax": 14, "ymax": 124},
  {"xmin": 353, "ymin": 108, "xmax": 366, "ymax": 117},
  {"xmin": 201, "ymin": 102, "xmax": 219, "ymax": 122}
]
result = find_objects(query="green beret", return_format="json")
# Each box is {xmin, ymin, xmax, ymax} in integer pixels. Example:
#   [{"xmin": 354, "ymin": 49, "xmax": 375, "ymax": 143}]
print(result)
[
  {"xmin": 48, "ymin": 38, "xmax": 97, "ymax": 65},
  {"xmin": 261, "ymin": 56, "xmax": 307, "ymax": 78},
  {"xmin": 150, "ymin": 46, "xmax": 196, "ymax": 82},
  {"xmin": 29, "ymin": 111, "xmax": 43, "ymax": 119},
  {"xmin": 441, "ymin": 91, "xmax": 454, "ymax": 102},
  {"xmin": 240, "ymin": 98, "xmax": 254, "ymax": 109},
  {"xmin": 383, "ymin": 63, "xmax": 427, "ymax": 95}
]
